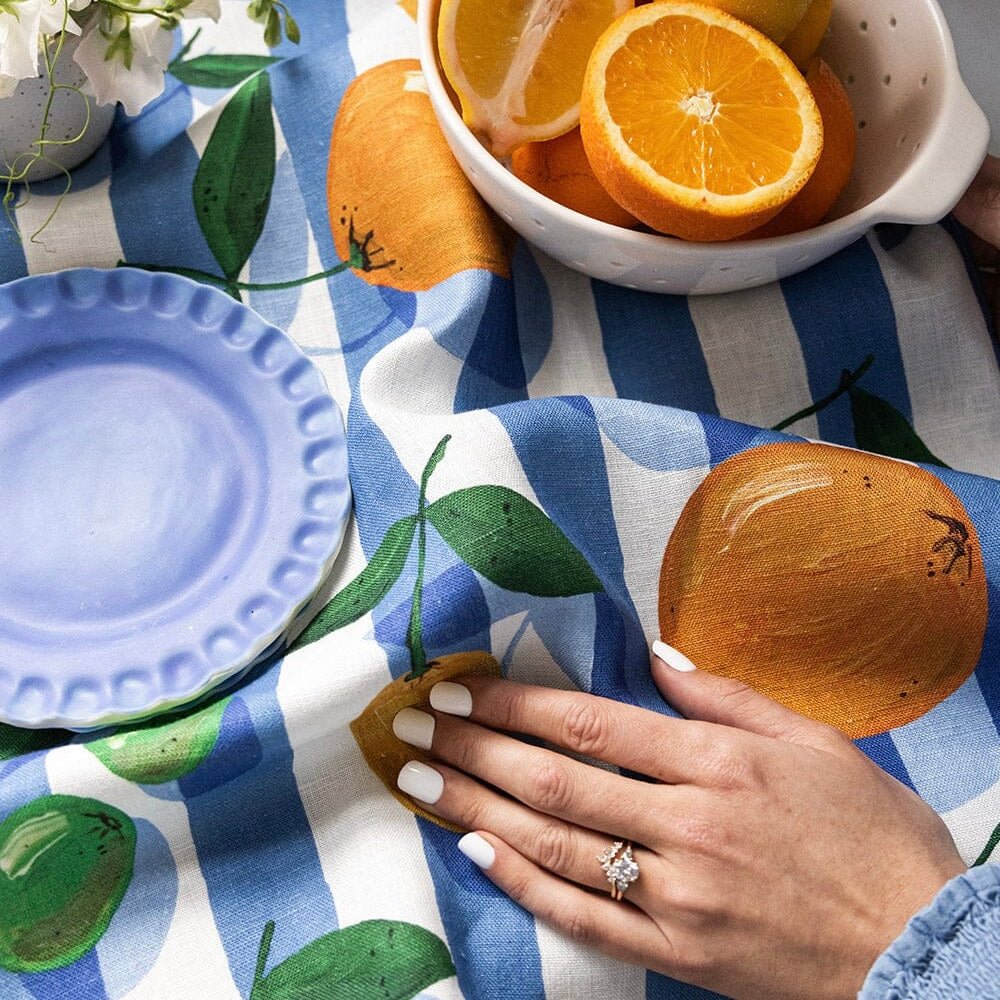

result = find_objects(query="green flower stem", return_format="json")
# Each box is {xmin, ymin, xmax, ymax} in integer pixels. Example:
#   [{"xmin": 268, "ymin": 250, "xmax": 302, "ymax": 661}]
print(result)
[
  {"xmin": 168, "ymin": 24, "xmax": 202, "ymax": 68},
  {"xmin": 252, "ymin": 920, "xmax": 276, "ymax": 993},
  {"xmin": 973, "ymin": 821, "xmax": 1000, "ymax": 867},
  {"xmin": 772, "ymin": 354, "xmax": 876, "ymax": 432},
  {"xmin": 117, "ymin": 260, "xmax": 354, "ymax": 296},
  {"xmin": 406, "ymin": 435, "xmax": 452, "ymax": 680}
]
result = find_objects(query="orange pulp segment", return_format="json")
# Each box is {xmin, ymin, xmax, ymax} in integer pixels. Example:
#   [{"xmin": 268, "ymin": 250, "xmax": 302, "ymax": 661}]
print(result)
[
  {"xmin": 580, "ymin": 1, "xmax": 824, "ymax": 241},
  {"xmin": 437, "ymin": 0, "xmax": 633, "ymax": 157}
]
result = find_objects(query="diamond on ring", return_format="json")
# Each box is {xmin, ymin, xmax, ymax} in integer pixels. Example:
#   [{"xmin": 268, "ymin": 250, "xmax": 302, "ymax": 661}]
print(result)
[{"xmin": 598, "ymin": 840, "xmax": 639, "ymax": 899}]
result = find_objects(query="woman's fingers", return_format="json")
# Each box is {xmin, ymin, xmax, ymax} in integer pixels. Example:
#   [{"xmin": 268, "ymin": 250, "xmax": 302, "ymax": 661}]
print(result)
[
  {"xmin": 393, "ymin": 708, "xmax": 664, "ymax": 843},
  {"xmin": 396, "ymin": 758, "xmax": 659, "ymax": 902},
  {"xmin": 650, "ymin": 640, "xmax": 853, "ymax": 755},
  {"xmin": 426, "ymin": 675, "xmax": 711, "ymax": 784},
  {"xmin": 456, "ymin": 830, "xmax": 671, "ymax": 970}
]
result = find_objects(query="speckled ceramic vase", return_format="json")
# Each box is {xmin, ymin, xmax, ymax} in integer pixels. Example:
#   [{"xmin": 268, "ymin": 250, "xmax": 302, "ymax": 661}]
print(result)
[{"xmin": 0, "ymin": 35, "xmax": 116, "ymax": 183}]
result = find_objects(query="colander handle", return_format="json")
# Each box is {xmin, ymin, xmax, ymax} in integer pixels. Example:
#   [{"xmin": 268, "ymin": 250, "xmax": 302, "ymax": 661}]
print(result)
[{"xmin": 876, "ymin": 82, "xmax": 990, "ymax": 226}]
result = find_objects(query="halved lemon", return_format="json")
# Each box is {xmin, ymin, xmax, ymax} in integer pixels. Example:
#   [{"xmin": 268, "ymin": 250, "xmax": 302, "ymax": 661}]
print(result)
[
  {"xmin": 580, "ymin": 1, "xmax": 824, "ymax": 241},
  {"xmin": 437, "ymin": 0, "xmax": 633, "ymax": 158}
]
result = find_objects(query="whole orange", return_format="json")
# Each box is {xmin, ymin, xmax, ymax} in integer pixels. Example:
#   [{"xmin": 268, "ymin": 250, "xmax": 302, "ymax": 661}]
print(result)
[
  {"xmin": 327, "ymin": 59, "xmax": 510, "ymax": 291},
  {"xmin": 747, "ymin": 58, "xmax": 855, "ymax": 238},
  {"xmin": 511, "ymin": 129, "xmax": 639, "ymax": 229},
  {"xmin": 658, "ymin": 442, "xmax": 988, "ymax": 739}
]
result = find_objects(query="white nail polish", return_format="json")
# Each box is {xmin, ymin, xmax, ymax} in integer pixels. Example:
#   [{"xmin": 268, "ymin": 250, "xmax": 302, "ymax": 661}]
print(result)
[
  {"xmin": 652, "ymin": 639, "xmax": 698, "ymax": 672},
  {"xmin": 393, "ymin": 707, "xmax": 435, "ymax": 750},
  {"xmin": 397, "ymin": 761, "xmax": 444, "ymax": 803},
  {"xmin": 430, "ymin": 681, "xmax": 473, "ymax": 717},
  {"xmin": 458, "ymin": 832, "xmax": 495, "ymax": 870}
]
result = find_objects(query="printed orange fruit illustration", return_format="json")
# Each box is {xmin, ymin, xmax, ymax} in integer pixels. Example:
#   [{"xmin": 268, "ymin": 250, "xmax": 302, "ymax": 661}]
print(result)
[
  {"xmin": 658, "ymin": 442, "xmax": 988, "ymax": 739},
  {"xmin": 511, "ymin": 128, "xmax": 639, "ymax": 229},
  {"xmin": 351, "ymin": 651, "xmax": 502, "ymax": 831},
  {"xmin": 327, "ymin": 59, "xmax": 510, "ymax": 292},
  {"xmin": 746, "ymin": 58, "xmax": 855, "ymax": 238},
  {"xmin": 580, "ymin": 2, "xmax": 824, "ymax": 241}
]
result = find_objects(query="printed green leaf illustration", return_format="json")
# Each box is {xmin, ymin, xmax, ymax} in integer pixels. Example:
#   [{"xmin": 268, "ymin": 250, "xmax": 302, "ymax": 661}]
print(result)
[
  {"xmin": 250, "ymin": 919, "xmax": 455, "ymax": 1000},
  {"xmin": 849, "ymin": 387, "xmax": 949, "ymax": 468},
  {"xmin": 170, "ymin": 54, "xmax": 281, "ymax": 88},
  {"xmin": 973, "ymin": 820, "xmax": 1000, "ymax": 867},
  {"xmin": 426, "ymin": 486, "xmax": 603, "ymax": 597},
  {"xmin": 194, "ymin": 71, "xmax": 276, "ymax": 282},
  {"xmin": 85, "ymin": 697, "xmax": 228, "ymax": 784},
  {"xmin": 0, "ymin": 795, "xmax": 136, "ymax": 972},
  {"xmin": 0, "ymin": 724, "xmax": 70, "ymax": 761},
  {"xmin": 291, "ymin": 515, "xmax": 418, "ymax": 650}
]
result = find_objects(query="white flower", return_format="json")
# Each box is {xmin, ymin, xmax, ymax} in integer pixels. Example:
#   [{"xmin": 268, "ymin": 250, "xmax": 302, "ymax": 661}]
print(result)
[
  {"xmin": 73, "ymin": 9, "xmax": 173, "ymax": 116},
  {"xmin": 0, "ymin": 0, "xmax": 89, "ymax": 84},
  {"xmin": 182, "ymin": 0, "xmax": 221, "ymax": 20}
]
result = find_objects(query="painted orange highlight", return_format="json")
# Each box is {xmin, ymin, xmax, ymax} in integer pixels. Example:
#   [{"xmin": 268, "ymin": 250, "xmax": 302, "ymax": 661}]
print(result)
[
  {"xmin": 327, "ymin": 59, "xmax": 511, "ymax": 292},
  {"xmin": 658, "ymin": 442, "xmax": 988, "ymax": 739}
]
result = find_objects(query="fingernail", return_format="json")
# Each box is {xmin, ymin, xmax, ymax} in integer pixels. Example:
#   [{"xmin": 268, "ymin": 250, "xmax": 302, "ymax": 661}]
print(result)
[
  {"xmin": 430, "ymin": 681, "xmax": 473, "ymax": 717},
  {"xmin": 652, "ymin": 639, "xmax": 698, "ymax": 672},
  {"xmin": 393, "ymin": 707, "xmax": 435, "ymax": 750},
  {"xmin": 458, "ymin": 832, "xmax": 495, "ymax": 869},
  {"xmin": 397, "ymin": 761, "xmax": 444, "ymax": 804}
]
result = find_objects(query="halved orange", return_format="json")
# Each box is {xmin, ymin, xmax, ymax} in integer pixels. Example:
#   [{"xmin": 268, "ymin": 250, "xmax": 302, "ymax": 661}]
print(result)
[
  {"xmin": 580, "ymin": 1, "xmax": 824, "ymax": 241},
  {"xmin": 437, "ymin": 0, "xmax": 633, "ymax": 158}
]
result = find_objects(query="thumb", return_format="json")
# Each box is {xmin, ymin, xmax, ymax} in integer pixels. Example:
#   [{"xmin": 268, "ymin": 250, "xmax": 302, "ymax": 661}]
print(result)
[{"xmin": 650, "ymin": 640, "xmax": 852, "ymax": 754}]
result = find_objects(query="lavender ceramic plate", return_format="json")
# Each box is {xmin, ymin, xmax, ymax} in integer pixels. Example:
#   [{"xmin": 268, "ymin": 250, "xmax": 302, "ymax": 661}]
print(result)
[{"xmin": 0, "ymin": 269, "xmax": 351, "ymax": 730}]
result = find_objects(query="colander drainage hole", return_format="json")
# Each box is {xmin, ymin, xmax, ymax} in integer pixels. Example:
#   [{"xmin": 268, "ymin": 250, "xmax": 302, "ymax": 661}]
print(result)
[
  {"xmin": 883, "ymin": 74, "xmax": 892, "ymax": 86},
  {"xmin": 889, "ymin": 15, "xmax": 897, "ymax": 27},
  {"xmin": 921, "ymin": 75, "xmax": 928, "ymax": 86},
  {"xmin": 859, "ymin": 19, "xmax": 868, "ymax": 31},
  {"xmin": 858, "ymin": 120, "xmax": 867, "ymax": 129},
  {"xmin": 846, "ymin": 73, "xmax": 855, "ymax": 84}
]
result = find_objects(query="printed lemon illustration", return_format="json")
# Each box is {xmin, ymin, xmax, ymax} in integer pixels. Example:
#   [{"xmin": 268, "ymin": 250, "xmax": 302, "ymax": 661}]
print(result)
[
  {"xmin": 351, "ymin": 651, "xmax": 502, "ymax": 831},
  {"xmin": 658, "ymin": 442, "xmax": 988, "ymax": 739},
  {"xmin": 0, "ymin": 795, "xmax": 136, "ymax": 972},
  {"xmin": 327, "ymin": 59, "xmax": 510, "ymax": 292}
]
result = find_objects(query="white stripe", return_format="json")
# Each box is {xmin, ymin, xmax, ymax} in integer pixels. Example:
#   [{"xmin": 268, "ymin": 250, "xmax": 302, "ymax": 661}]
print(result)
[
  {"xmin": 43, "ymin": 745, "xmax": 239, "ymax": 1000},
  {"xmin": 535, "ymin": 921, "xmax": 645, "ymax": 1000},
  {"xmin": 274, "ymin": 638, "xmax": 463, "ymax": 1000},
  {"xmin": 359, "ymin": 325, "xmax": 540, "ymax": 506},
  {"xmin": 689, "ymin": 282, "xmax": 819, "ymax": 437},
  {"xmin": 943, "ymin": 774, "xmax": 1000, "ymax": 866},
  {"xmin": 347, "ymin": 4, "xmax": 420, "ymax": 74},
  {"xmin": 344, "ymin": 0, "xmax": 401, "ymax": 34},
  {"xmin": 528, "ymin": 248, "xmax": 617, "ymax": 399},
  {"xmin": 180, "ymin": 0, "xmax": 273, "ymax": 56},
  {"xmin": 890, "ymin": 673, "xmax": 1000, "ymax": 814},
  {"xmin": 869, "ymin": 227, "xmax": 1000, "ymax": 478},
  {"xmin": 18, "ymin": 175, "xmax": 123, "ymax": 274},
  {"xmin": 599, "ymin": 429, "xmax": 709, "ymax": 644}
]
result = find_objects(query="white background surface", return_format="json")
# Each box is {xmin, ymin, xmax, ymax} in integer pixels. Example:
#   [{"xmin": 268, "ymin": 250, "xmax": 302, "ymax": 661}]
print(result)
[{"xmin": 937, "ymin": 0, "xmax": 1000, "ymax": 155}]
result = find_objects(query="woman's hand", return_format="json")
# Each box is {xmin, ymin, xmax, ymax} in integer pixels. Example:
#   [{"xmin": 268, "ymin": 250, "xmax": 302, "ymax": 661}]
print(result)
[
  {"xmin": 391, "ymin": 644, "xmax": 966, "ymax": 1000},
  {"xmin": 955, "ymin": 155, "xmax": 1000, "ymax": 333}
]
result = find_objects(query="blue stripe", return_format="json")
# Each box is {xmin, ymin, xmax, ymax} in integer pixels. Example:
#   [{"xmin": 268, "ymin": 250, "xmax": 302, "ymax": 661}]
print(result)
[
  {"xmin": 19, "ymin": 950, "xmax": 107, "ymax": 1000},
  {"xmin": 0, "ymin": 205, "xmax": 28, "ymax": 281},
  {"xmin": 592, "ymin": 282, "xmax": 718, "ymax": 414},
  {"xmin": 110, "ymin": 84, "xmax": 217, "ymax": 275},
  {"xmin": 418, "ymin": 818, "xmax": 545, "ymax": 1000},
  {"xmin": 183, "ymin": 666, "xmax": 338, "ymax": 996},
  {"xmin": 854, "ymin": 732, "xmax": 915, "ymax": 791},
  {"xmin": 510, "ymin": 240, "xmax": 552, "ymax": 384},
  {"xmin": 781, "ymin": 236, "xmax": 909, "ymax": 446},
  {"xmin": 646, "ymin": 972, "xmax": 729, "ymax": 1000},
  {"xmin": 699, "ymin": 413, "xmax": 791, "ymax": 468}
]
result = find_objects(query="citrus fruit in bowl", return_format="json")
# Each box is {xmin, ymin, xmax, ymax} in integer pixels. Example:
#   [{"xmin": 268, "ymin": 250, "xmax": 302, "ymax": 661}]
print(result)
[{"xmin": 417, "ymin": 0, "xmax": 989, "ymax": 294}]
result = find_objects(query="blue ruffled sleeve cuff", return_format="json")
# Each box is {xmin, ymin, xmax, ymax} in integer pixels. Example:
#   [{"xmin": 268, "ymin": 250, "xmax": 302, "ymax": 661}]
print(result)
[{"xmin": 859, "ymin": 864, "xmax": 1000, "ymax": 999}]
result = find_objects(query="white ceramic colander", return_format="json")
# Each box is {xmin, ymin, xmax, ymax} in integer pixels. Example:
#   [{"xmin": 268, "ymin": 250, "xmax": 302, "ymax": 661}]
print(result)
[{"xmin": 417, "ymin": 0, "xmax": 990, "ymax": 294}]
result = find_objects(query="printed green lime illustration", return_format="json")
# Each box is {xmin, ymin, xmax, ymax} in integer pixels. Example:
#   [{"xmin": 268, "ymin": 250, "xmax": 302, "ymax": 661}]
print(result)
[
  {"xmin": 294, "ymin": 434, "xmax": 601, "ymax": 830},
  {"xmin": 86, "ymin": 697, "xmax": 228, "ymax": 784},
  {"xmin": 0, "ymin": 795, "xmax": 136, "ymax": 972},
  {"xmin": 249, "ymin": 919, "xmax": 455, "ymax": 1000}
]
